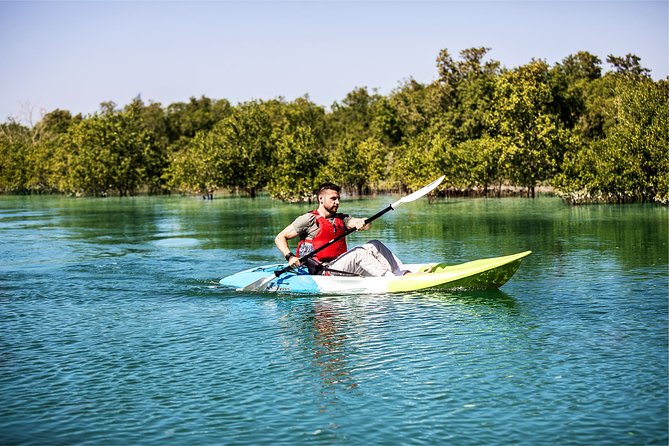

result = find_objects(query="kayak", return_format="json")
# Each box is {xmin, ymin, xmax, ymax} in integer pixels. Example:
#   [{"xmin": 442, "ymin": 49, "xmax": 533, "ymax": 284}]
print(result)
[{"xmin": 220, "ymin": 251, "xmax": 531, "ymax": 294}]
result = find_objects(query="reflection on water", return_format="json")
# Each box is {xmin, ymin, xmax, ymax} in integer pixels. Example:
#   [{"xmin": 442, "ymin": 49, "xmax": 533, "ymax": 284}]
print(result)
[
  {"xmin": 271, "ymin": 289, "xmax": 530, "ymax": 417},
  {"xmin": 275, "ymin": 297, "xmax": 361, "ymax": 410},
  {"xmin": 422, "ymin": 288, "xmax": 519, "ymax": 310},
  {"xmin": 311, "ymin": 301, "xmax": 359, "ymax": 391}
]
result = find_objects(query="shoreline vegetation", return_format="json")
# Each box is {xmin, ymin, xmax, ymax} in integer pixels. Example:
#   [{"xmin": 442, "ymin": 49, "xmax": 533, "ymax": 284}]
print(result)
[
  {"xmin": 1, "ymin": 48, "xmax": 667, "ymax": 205},
  {"xmin": 205, "ymin": 184, "xmax": 559, "ymax": 202}
]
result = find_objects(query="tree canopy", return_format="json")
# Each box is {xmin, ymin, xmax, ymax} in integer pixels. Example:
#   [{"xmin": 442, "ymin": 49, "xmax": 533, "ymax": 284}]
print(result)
[{"xmin": 1, "ymin": 48, "xmax": 666, "ymax": 204}]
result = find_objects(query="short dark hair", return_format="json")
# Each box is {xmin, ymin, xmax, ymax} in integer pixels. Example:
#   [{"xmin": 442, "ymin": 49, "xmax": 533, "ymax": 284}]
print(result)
[{"xmin": 317, "ymin": 182, "xmax": 341, "ymax": 196}]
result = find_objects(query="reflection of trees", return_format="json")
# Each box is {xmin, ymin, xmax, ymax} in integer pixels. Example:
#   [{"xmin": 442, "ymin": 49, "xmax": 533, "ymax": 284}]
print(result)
[
  {"xmin": 56, "ymin": 198, "xmax": 161, "ymax": 248},
  {"xmin": 392, "ymin": 197, "xmax": 668, "ymax": 270}
]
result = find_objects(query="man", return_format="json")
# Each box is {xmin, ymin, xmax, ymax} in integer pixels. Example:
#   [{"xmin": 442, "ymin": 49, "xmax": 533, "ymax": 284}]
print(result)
[{"xmin": 275, "ymin": 182, "xmax": 408, "ymax": 277}]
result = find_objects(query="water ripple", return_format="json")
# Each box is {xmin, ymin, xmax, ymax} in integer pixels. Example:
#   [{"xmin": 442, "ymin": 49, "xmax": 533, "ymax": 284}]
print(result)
[{"xmin": 1, "ymin": 196, "xmax": 666, "ymax": 445}]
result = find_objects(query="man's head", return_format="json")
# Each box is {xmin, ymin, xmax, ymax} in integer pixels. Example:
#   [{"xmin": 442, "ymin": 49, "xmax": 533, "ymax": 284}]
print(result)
[
  {"xmin": 317, "ymin": 182, "xmax": 341, "ymax": 197},
  {"xmin": 317, "ymin": 182, "xmax": 341, "ymax": 215}
]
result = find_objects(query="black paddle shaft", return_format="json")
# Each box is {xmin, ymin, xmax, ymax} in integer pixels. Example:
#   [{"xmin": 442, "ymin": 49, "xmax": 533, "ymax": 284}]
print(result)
[{"xmin": 274, "ymin": 205, "xmax": 394, "ymax": 277}]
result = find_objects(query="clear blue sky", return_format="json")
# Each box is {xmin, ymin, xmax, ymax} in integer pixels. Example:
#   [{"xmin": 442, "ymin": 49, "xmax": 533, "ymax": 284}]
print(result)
[{"xmin": 1, "ymin": 0, "xmax": 667, "ymax": 123}]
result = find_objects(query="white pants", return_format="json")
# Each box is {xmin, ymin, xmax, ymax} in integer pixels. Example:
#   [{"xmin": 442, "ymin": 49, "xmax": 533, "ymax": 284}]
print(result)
[{"xmin": 327, "ymin": 240, "xmax": 404, "ymax": 277}]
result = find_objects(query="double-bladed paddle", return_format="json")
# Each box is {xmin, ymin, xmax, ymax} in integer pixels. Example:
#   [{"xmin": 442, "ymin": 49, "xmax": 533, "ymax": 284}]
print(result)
[{"xmin": 241, "ymin": 175, "xmax": 445, "ymax": 292}]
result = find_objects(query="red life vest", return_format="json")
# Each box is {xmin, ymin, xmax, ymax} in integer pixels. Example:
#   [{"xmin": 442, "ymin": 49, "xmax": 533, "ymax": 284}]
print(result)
[{"xmin": 296, "ymin": 210, "xmax": 348, "ymax": 262}]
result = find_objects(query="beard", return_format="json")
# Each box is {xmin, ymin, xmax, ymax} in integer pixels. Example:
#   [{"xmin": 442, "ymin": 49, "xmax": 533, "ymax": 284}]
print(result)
[{"xmin": 323, "ymin": 202, "xmax": 339, "ymax": 215}]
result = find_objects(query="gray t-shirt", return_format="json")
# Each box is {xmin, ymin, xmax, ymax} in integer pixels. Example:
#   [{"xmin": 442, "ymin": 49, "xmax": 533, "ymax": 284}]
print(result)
[{"xmin": 291, "ymin": 212, "xmax": 351, "ymax": 240}]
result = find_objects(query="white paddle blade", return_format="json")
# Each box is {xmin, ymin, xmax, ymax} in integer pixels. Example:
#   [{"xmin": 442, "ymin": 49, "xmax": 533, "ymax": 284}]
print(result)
[
  {"xmin": 240, "ymin": 274, "xmax": 275, "ymax": 292},
  {"xmin": 391, "ymin": 175, "xmax": 445, "ymax": 209}
]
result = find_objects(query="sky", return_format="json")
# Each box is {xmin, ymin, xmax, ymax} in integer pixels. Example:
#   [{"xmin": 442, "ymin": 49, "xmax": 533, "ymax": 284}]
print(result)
[{"xmin": 1, "ymin": 0, "xmax": 667, "ymax": 123}]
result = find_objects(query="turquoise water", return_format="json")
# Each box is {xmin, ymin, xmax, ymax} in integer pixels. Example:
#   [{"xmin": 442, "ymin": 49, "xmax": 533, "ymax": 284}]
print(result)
[{"xmin": 1, "ymin": 195, "xmax": 667, "ymax": 445}]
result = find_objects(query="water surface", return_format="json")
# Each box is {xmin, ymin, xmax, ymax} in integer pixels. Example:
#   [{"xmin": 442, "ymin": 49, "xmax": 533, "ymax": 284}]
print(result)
[{"xmin": 1, "ymin": 195, "xmax": 667, "ymax": 445}]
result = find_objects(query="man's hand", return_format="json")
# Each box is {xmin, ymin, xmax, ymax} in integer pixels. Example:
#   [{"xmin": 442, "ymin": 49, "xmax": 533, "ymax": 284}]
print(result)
[
  {"xmin": 349, "ymin": 217, "xmax": 370, "ymax": 231},
  {"xmin": 287, "ymin": 254, "xmax": 301, "ymax": 268}
]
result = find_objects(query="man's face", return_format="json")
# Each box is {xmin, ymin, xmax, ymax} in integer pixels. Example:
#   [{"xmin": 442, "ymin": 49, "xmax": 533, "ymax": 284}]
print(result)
[{"xmin": 319, "ymin": 189, "xmax": 340, "ymax": 215}]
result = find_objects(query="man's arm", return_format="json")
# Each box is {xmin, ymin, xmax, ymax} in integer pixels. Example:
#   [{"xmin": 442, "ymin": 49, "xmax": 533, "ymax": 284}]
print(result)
[
  {"xmin": 346, "ymin": 217, "xmax": 370, "ymax": 231},
  {"xmin": 275, "ymin": 224, "xmax": 301, "ymax": 267}
]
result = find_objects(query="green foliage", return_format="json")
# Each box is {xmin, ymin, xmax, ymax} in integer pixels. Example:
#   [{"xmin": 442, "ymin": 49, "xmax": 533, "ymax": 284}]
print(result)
[
  {"xmin": 168, "ymin": 100, "xmax": 277, "ymax": 197},
  {"xmin": 489, "ymin": 60, "xmax": 569, "ymax": 195},
  {"xmin": 165, "ymin": 128, "xmax": 223, "ymax": 193},
  {"xmin": 1, "ymin": 48, "xmax": 665, "ymax": 204},
  {"xmin": 557, "ymin": 77, "xmax": 668, "ymax": 203},
  {"xmin": 64, "ymin": 103, "xmax": 157, "ymax": 196},
  {"xmin": 0, "ymin": 122, "xmax": 32, "ymax": 192},
  {"xmin": 327, "ymin": 137, "xmax": 389, "ymax": 195},
  {"xmin": 393, "ymin": 129, "xmax": 449, "ymax": 192},
  {"xmin": 369, "ymin": 97, "xmax": 404, "ymax": 147},
  {"xmin": 327, "ymin": 87, "xmax": 381, "ymax": 148},
  {"xmin": 450, "ymin": 136, "xmax": 506, "ymax": 193},
  {"xmin": 166, "ymin": 97, "xmax": 328, "ymax": 200},
  {"xmin": 549, "ymin": 51, "xmax": 602, "ymax": 129},
  {"xmin": 435, "ymin": 47, "xmax": 501, "ymax": 142},
  {"xmin": 266, "ymin": 97, "xmax": 329, "ymax": 200},
  {"xmin": 576, "ymin": 73, "xmax": 623, "ymax": 140},
  {"xmin": 606, "ymin": 53, "xmax": 652, "ymax": 77},
  {"xmin": 165, "ymin": 96, "xmax": 232, "ymax": 149},
  {"xmin": 266, "ymin": 125, "xmax": 324, "ymax": 201},
  {"xmin": 386, "ymin": 79, "xmax": 441, "ymax": 141}
]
